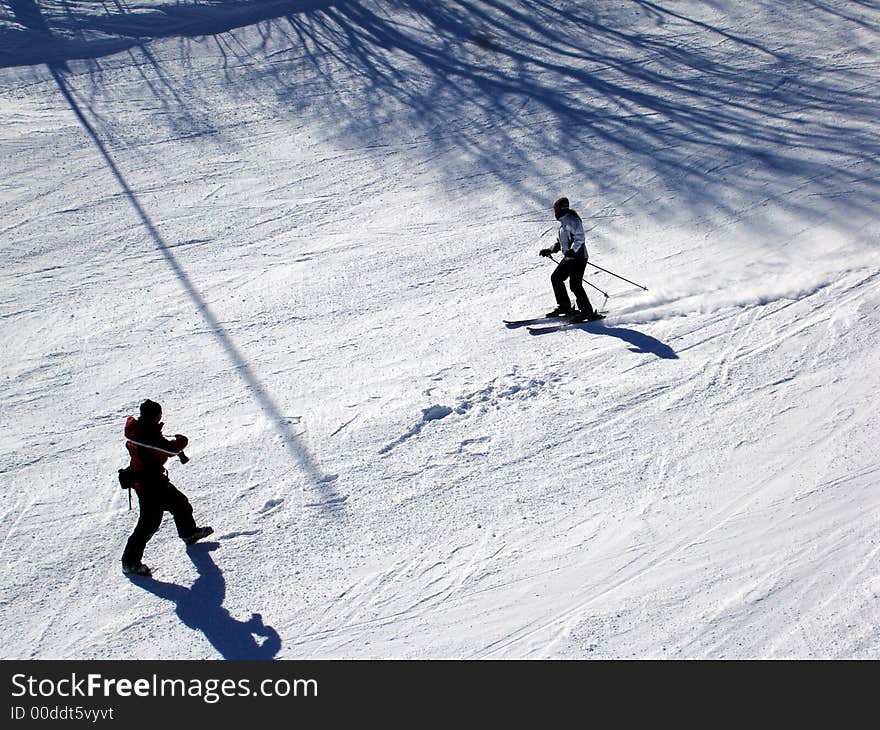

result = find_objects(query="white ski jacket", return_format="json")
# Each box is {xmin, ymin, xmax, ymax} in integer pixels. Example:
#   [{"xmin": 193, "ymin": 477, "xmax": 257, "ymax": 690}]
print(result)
[{"xmin": 555, "ymin": 211, "xmax": 587, "ymax": 259}]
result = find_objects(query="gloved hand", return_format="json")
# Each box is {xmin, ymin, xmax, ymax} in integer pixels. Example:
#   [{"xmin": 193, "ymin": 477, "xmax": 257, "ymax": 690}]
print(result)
[
  {"xmin": 539, "ymin": 248, "xmax": 552, "ymax": 257},
  {"xmin": 175, "ymin": 434, "xmax": 190, "ymax": 464}
]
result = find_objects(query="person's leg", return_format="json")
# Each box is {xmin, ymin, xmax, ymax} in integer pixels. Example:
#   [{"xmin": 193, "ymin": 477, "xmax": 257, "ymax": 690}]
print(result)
[
  {"xmin": 550, "ymin": 261, "xmax": 573, "ymax": 311},
  {"xmin": 567, "ymin": 259, "xmax": 594, "ymax": 315},
  {"xmin": 122, "ymin": 488, "xmax": 163, "ymax": 566},
  {"xmin": 161, "ymin": 482, "xmax": 198, "ymax": 539}
]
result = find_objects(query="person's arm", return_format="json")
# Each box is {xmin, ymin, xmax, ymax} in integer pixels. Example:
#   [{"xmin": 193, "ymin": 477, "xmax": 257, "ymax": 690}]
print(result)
[
  {"xmin": 540, "ymin": 223, "xmax": 565, "ymax": 257},
  {"xmin": 128, "ymin": 431, "xmax": 188, "ymax": 456},
  {"xmin": 539, "ymin": 232, "xmax": 561, "ymax": 257},
  {"xmin": 157, "ymin": 432, "xmax": 188, "ymax": 454}
]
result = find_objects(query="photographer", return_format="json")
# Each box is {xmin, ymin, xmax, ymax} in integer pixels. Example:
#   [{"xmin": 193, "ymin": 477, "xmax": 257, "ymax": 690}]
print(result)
[{"xmin": 120, "ymin": 399, "xmax": 212, "ymax": 577}]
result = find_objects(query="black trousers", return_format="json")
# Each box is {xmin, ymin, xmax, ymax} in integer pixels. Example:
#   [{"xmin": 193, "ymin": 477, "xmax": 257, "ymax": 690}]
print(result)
[
  {"xmin": 551, "ymin": 257, "xmax": 593, "ymax": 314},
  {"xmin": 122, "ymin": 477, "xmax": 197, "ymax": 565}
]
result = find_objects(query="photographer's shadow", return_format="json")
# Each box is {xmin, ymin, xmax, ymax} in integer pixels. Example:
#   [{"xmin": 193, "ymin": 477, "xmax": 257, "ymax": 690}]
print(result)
[{"xmin": 129, "ymin": 542, "xmax": 281, "ymax": 659}]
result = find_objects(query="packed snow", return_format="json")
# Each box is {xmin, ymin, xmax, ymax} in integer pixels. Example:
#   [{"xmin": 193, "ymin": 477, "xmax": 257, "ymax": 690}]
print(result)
[{"xmin": 1, "ymin": 0, "xmax": 879, "ymax": 659}]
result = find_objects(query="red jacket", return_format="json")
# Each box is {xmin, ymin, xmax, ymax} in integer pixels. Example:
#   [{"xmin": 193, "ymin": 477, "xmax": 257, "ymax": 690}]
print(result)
[{"xmin": 125, "ymin": 416, "xmax": 188, "ymax": 476}]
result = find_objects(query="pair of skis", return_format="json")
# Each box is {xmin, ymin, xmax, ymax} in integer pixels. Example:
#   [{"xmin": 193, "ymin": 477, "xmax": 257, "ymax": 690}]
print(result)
[{"xmin": 504, "ymin": 312, "xmax": 607, "ymax": 334}]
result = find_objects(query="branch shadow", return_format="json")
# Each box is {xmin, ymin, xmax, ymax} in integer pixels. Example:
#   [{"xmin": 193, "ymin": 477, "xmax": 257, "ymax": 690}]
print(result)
[
  {"xmin": 3, "ymin": 0, "xmax": 873, "ymax": 238},
  {"xmin": 3, "ymin": 0, "xmax": 877, "ymax": 240},
  {"xmin": 277, "ymin": 0, "xmax": 880, "ymax": 226},
  {"xmin": 128, "ymin": 542, "xmax": 282, "ymax": 660}
]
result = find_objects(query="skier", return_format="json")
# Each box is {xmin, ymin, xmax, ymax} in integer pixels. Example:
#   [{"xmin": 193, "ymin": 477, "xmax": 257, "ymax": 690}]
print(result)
[
  {"xmin": 121, "ymin": 399, "xmax": 212, "ymax": 577},
  {"xmin": 539, "ymin": 197, "xmax": 602, "ymax": 322}
]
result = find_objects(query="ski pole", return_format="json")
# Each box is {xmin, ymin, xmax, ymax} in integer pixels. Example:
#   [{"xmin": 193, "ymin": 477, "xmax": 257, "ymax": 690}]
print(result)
[
  {"xmin": 585, "ymin": 261, "xmax": 648, "ymax": 291},
  {"xmin": 546, "ymin": 255, "xmax": 610, "ymax": 310},
  {"xmin": 548, "ymin": 255, "xmax": 610, "ymax": 298}
]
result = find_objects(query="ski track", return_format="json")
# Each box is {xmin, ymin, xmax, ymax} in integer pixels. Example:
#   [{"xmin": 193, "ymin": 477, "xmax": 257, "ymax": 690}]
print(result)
[
  {"xmin": 268, "ymin": 268, "xmax": 875, "ymax": 658},
  {"xmin": 470, "ymin": 274, "xmax": 879, "ymax": 657},
  {"xmin": 477, "ymin": 405, "xmax": 869, "ymax": 658}
]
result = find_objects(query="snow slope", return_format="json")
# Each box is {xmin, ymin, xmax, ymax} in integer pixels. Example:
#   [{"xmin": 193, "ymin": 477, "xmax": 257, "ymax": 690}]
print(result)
[{"xmin": 1, "ymin": 0, "xmax": 879, "ymax": 659}]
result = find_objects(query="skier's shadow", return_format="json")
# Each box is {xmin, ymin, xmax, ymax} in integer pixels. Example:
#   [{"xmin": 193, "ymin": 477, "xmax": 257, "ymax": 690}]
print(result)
[
  {"xmin": 129, "ymin": 542, "xmax": 281, "ymax": 659},
  {"xmin": 588, "ymin": 323, "xmax": 679, "ymax": 359},
  {"xmin": 532, "ymin": 321, "xmax": 678, "ymax": 359}
]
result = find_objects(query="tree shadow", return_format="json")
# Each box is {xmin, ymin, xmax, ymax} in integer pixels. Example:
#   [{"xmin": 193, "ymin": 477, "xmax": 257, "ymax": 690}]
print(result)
[
  {"xmin": 7, "ymin": 0, "xmax": 50, "ymax": 31},
  {"xmin": 55, "ymin": 64, "xmax": 344, "ymax": 509},
  {"xmin": 5, "ymin": 0, "xmax": 345, "ymax": 513},
  {"xmin": 128, "ymin": 542, "xmax": 282, "ymax": 659},
  {"xmin": 276, "ymin": 0, "xmax": 880, "ymax": 227},
  {"xmin": 3, "ymin": 0, "xmax": 875, "ymax": 237}
]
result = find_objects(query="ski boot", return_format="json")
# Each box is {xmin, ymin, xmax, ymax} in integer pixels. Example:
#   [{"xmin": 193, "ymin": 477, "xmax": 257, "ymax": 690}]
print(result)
[
  {"xmin": 122, "ymin": 562, "xmax": 152, "ymax": 577},
  {"xmin": 183, "ymin": 526, "xmax": 214, "ymax": 546}
]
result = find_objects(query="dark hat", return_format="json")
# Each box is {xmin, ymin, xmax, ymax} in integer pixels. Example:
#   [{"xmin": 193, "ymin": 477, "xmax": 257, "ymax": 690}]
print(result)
[
  {"xmin": 553, "ymin": 197, "xmax": 570, "ymax": 218},
  {"xmin": 139, "ymin": 399, "xmax": 162, "ymax": 421}
]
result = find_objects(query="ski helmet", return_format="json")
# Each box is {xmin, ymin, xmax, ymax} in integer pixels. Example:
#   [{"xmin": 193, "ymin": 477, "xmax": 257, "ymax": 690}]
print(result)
[{"xmin": 553, "ymin": 197, "xmax": 570, "ymax": 219}]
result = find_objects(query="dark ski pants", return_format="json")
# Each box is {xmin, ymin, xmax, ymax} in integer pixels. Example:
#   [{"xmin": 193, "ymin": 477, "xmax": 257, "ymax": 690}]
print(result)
[
  {"xmin": 122, "ymin": 478, "xmax": 197, "ymax": 565},
  {"xmin": 551, "ymin": 257, "xmax": 593, "ymax": 314}
]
